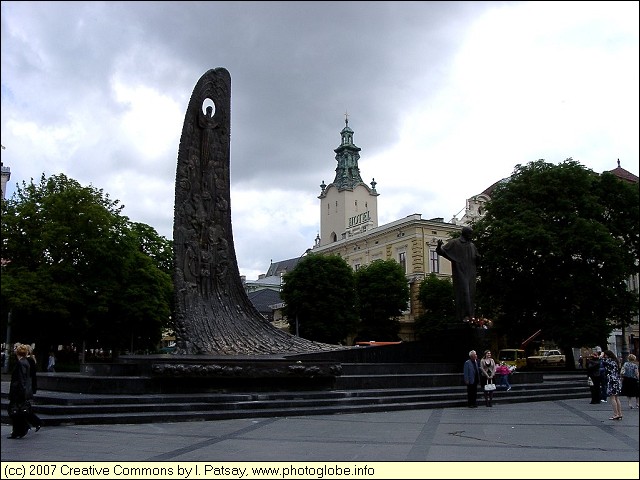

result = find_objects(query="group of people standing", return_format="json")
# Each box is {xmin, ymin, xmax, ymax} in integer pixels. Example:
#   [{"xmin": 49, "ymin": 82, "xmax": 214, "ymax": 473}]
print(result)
[
  {"xmin": 463, "ymin": 349, "xmax": 504, "ymax": 407},
  {"xmin": 587, "ymin": 349, "xmax": 639, "ymax": 421},
  {"xmin": 464, "ymin": 347, "xmax": 640, "ymax": 418}
]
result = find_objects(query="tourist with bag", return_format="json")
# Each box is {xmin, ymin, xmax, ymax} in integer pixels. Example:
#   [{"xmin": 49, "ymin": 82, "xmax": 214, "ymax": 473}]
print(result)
[
  {"xmin": 479, "ymin": 350, "xmax": 496, "ymax": 407},
  {"xmin": 7, "ymin": 343, "xmax": 34, "ymax": 439}
]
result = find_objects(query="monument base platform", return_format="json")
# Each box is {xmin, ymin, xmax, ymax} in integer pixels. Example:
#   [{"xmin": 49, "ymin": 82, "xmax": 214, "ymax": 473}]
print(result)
[{"xmin": 36, "ymin": 355, "xmax": 342, "ymax": 394}]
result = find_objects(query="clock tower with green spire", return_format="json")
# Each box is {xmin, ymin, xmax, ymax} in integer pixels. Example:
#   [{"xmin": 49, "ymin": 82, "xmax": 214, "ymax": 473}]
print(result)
[{"xmin": 318, "ymin": 116, "xmax": 379, "ymax": 246}]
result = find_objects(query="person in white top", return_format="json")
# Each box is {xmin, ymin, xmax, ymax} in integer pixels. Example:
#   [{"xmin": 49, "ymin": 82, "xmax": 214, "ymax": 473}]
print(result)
[{"xmin": 479, "ymin": 350, "xmax": 496, "ymax": 407}]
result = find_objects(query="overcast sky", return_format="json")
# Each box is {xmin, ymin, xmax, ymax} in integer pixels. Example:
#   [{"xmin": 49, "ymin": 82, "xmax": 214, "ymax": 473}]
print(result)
[{"xmin": 2, "ymin": 1, "xmax": 638, "ymax": 281}]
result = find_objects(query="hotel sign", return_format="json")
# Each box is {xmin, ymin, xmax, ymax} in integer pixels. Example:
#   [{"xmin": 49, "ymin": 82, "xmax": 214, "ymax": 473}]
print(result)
[{"xmin": 348, "ymin": 211, "xmax": 370, "ymax": 228}]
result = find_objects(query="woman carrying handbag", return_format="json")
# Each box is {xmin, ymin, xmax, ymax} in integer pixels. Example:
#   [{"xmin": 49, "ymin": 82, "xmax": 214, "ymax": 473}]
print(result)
[
  {"xmin": 7, "ymin": 343, "xmax": 34, "ymax": 439},
  {"xmin": 480, "ymin": 350, "xmax": 496, "ymax": 407}
]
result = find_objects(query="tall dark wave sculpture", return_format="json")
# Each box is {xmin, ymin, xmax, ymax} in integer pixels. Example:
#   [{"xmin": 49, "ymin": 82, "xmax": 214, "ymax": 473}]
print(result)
[{"xmin": 172, "ymin": 68, "xmax": 340, "ymax": 355}]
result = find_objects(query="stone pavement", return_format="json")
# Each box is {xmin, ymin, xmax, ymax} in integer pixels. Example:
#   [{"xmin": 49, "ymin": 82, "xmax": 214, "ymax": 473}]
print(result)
[{"xmin": 1, "ymin": 397, "xmax": 638, "ymax": 478}]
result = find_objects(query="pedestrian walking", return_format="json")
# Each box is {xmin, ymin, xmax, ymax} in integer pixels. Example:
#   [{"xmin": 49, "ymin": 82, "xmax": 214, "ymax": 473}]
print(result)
[
  {"xmin": 25, "ymin": 345, "xmax": 43, "ymax": 432},
  {"xmin": 620, "ymin": 354, "xmax": 639, "ymax": 410},
  {"xmin": 479, "ymin": 350, "xmax": 496, "ymax": 407},
  {"xmin": 7, "ymin": 344, "xmax": 33, "ymax": 439},
  {"xmin": 463, "ymin": 350, "xmax": 480, "ymax": 407}
]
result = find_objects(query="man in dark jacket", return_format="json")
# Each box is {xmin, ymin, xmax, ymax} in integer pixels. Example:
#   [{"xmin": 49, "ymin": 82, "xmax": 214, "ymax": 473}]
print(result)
[
  {"xmin": 586, "ymin": 352, "xmax": 602, "ymax": 404},
  {"xmin": 463, "ymin": 350, "xmax": 480, "ymax": 407}
]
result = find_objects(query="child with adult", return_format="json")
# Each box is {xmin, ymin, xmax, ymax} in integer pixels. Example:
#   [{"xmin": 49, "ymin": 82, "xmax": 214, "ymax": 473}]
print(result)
[{"xmin": 495, "ymin": 362, "xmax": 512, "ymax": 391}]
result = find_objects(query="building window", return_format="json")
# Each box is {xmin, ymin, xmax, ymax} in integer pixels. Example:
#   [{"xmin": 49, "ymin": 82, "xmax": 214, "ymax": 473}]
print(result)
[
  {"xmin": 429, "ymin": 249, "xmax": 439, "ymax": 273},
  {"xmin": 398, "ymin": 251, "xmax": 406, "ymax": 273},
  {"xmin": 354, "ymin": 263, "xmax": 360, "ymax": 272}
]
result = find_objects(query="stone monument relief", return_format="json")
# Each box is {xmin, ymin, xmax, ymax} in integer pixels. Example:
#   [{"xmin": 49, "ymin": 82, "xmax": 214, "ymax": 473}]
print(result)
[{"xmin": 172, "ymin": 68, "xmax": 341, "ymax": 355}]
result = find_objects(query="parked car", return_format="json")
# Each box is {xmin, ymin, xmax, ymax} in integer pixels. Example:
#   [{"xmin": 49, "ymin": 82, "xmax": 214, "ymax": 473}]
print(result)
[
  {"xmin": 527, "ymin": 349, "xmax": 565, "ymax": 368},
  {"xmin": 355, "ymin": 341, "xmax": 402, "ymax": 347},
  {"xmin": 498, "ymin": 348, "xmax": 527, "ymax": 370}
]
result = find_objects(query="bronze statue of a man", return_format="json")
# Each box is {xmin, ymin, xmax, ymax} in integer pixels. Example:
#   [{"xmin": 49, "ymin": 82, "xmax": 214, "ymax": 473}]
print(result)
[{"xmin": 436, "ymin": 226, "xmax": 480, "ymax": 323}]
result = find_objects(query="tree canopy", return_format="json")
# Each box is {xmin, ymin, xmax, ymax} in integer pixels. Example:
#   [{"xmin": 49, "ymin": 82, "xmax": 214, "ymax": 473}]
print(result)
[
  {"xmin": 280, "ymin": 253, "xmax": 358, "ymax": 344},
  {"xmin": 473, "ymin": 159, "xmax": 639, "ymax": 355},
  {"xmin": 354, "ymin": 259, "xmax": 410, "ymax": 341},
  {"xmin": 415, "ymin": 273, "xmax": 456, "ymax": 338},
  {"xmin": 1, "ymin": 173, "xmax": 173, "ymax": 357}
]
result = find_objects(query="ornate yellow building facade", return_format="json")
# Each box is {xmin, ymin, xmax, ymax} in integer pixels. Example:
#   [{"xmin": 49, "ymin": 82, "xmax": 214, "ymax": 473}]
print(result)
[
  {"xmin": 312, "ymin": 119, "xmax": 462, "ymax": 340},
  {"xmin": 312, "ymin": 213, "xmax": 460, "ymax": 340}
]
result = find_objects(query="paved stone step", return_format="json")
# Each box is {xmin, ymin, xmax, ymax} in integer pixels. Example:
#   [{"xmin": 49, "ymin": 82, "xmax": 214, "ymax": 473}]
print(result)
[
  {"xmin": 1, "ymin": 376, "xmax": 584, "ymax": 403},
  {"xmin": 5, "ymin": 385, "xmax": 546, "ymax": 413},
  {"xmin": 1, "ymin": 391, "xmax": 590, "ymax": 426},
  {"xmin": 1, "ymin": 379, "xmax": 589, "ymax": 426},
  {"xmin": 2, "ymin": 390, "xmax": 590, "ymax": 426}
]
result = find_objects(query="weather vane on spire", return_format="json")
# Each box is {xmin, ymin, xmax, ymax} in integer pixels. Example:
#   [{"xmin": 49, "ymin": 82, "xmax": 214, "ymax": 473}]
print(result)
[{"xmin": 344, "ymin": 110, "xmax": 349, "ymax": 126}]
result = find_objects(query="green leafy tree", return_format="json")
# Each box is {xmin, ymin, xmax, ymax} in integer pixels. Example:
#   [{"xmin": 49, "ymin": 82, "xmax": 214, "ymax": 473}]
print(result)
[
  {"xmin": 415, "ymin": 273, "xmax": 456, "ymax": 338},
  {"xmin": 474, "ymin": 159, "xmax": 639, "ymax": 364},
  {"xmin": 354, "ymin": 259, "xmax": 409, "ymax": 341},
  {"xmin": 280, "ymin": 254, "xmax": 358, "ymax": 344},
  {"xmin": 0, "ymin": 173, "xmax": 172, "ymax": 357},
  {"xmin": 85, "ymin": 223, "xmax": 173, "ymax": 354},
  {"xmin": 129, "ymin": 222, "xmax": 173, "ymax": 275}
]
